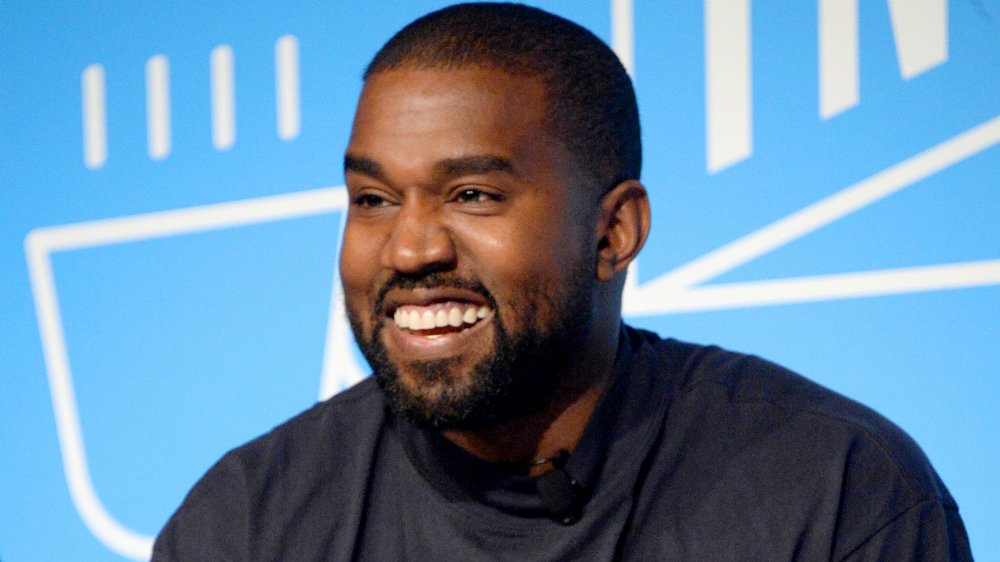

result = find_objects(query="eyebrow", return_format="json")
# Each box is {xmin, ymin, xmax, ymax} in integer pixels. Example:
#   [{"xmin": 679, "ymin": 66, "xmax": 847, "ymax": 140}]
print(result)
[
  {"xmin": 344, "ymin": 155, "xmax": 385, "ymax": 181},
  {"xmin": 343, "ymin": 153, "xmax": 516, "ymax": 183},
  {"xmin": 434, "ymin": 155, "xmax": 514, "ymax": 177}
]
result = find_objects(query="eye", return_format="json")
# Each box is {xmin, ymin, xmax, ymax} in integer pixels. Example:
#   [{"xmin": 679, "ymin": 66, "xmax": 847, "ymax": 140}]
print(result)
[
  {"xmin": 453, "ymin": 188, "xmax": 503, "ymax": 204},
  {"xmin": 352, "ymin": 193, "xmax": 390, "ymax": 209}
]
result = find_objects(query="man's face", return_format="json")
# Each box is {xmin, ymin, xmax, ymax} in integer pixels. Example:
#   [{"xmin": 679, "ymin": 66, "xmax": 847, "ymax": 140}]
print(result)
[{"xmin": 341, "ymin": 68, "xmax": 599, "ymax": 429}]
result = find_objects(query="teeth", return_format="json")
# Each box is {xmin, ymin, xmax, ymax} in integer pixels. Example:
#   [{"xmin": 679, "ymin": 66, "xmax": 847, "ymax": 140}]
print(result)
[
  {"xmin": 420, "ymin": 310, "xmax": 435, "ymax": 330},
  {"xmin": 448, "ymin": 307, "xmax": 463, "ymax": 327},
  {"xmin": 392, "ymin": 302, "xmax": 493, "ymax": 332},
  {"xmin": 462, "ymin": 307, "xmax": 477, "ymax": 324}
]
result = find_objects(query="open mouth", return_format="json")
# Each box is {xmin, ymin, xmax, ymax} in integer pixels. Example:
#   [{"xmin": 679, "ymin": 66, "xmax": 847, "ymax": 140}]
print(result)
[{"xmin": 392, "ymin": 301, "xmax": 492, "ymax": 336}]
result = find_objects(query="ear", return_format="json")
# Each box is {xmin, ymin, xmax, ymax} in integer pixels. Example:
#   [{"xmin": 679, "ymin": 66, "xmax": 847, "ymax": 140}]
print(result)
[{"xmin": 594, "ymin": 180, "xmax": 651, "ymax": 283}]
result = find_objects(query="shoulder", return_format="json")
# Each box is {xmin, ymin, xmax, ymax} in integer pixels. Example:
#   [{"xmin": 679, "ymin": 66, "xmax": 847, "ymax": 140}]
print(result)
[
  {"xmin": 627, "ymin": 326, "xmax": 955, "ymax": 505},
  {"xmin": 237, "ymin": 376, "xmax": 384, "ymax": 462},
  {"xmin": 153, "ymin": 377, "xmax": 385, "ymax": 559},
  {"xmin": 624, "ymin": 327, "xmax": 968, "ymax": 559},
  {"xmin": 214, "ymin": 376, "xmax": 386, "ymax": 497}
]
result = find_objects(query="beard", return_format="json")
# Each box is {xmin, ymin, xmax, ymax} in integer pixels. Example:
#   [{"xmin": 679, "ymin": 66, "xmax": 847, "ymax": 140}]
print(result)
[{"xmin": 346, "ymin": 269, "xmax": 594, "ymax": 431}]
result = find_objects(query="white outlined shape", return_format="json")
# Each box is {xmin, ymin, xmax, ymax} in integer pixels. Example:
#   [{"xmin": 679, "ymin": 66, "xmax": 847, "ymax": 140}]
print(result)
[
  {"xmin": 624, "ymin": 113, "xmax": 1000, "ymax": 315},
  {"xmin": 25, "ymin": 186, "xmax": 362, "ymax": 560}
]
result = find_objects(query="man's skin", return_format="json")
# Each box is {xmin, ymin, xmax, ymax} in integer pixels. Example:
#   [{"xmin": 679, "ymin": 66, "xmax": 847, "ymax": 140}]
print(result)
[{"xmin": 340, "ymin": 67, "xmax": 650, "ymax": 472}]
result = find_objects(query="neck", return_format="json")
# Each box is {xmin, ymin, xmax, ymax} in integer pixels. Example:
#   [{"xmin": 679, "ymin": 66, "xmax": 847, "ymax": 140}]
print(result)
[{"xmin": 442, "ymin": 318, "xmax": 621, "ymax": 475}]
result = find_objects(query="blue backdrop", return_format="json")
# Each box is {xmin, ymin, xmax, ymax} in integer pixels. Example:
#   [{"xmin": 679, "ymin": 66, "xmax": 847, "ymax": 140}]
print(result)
[{"xmin": 2, "ymin": 1, "xmax": 998, "ymax": 560}]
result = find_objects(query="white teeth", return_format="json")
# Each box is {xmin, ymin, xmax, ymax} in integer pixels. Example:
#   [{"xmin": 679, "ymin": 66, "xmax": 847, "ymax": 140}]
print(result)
[
  {"xmin": 462, "ymin": 307, "xmax": 477, "ymax": 324},
  {"xmin": 448, "ymin": 307, "xmax": 463, "ymax": 327},
  {"xmin": 392, "ymin": 302, "xmax": 494, "ymax": 332},
  {"xmin": 420, "ymin": 310, "xmax": 435, "ymax": 330}
]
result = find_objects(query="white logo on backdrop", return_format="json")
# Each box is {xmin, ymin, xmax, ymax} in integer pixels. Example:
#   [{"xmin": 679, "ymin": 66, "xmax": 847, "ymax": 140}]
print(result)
[
  {"xmin": 81, "ymin": 35, "xmax": 301, "ymax": 170},
  {"xmin": 26, "ymin": 1, "xmax": 1000, "ymax": 559}
]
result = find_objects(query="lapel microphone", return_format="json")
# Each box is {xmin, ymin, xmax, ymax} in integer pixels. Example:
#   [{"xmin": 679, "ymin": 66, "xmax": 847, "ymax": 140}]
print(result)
[{"xmin": 535, "ymin": 451, "xmax": 583, "ymax": 524}]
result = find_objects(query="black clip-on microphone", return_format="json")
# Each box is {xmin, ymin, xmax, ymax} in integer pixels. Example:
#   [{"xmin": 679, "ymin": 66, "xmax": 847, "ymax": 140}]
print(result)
[{"xmin": 535, "ymin": 450, "xmax": 583, "ymax": 525}]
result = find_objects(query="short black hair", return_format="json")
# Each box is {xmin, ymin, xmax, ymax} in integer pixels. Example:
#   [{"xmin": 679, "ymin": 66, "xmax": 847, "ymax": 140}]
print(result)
[{"xmin": 364, "ymin": 2, "xmax": 641, "ymax": 189}]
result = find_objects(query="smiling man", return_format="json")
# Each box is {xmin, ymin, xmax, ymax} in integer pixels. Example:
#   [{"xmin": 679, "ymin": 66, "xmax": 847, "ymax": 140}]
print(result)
[{"xmin": 154, "ymin": 3, "xmax": 971, "ymax": 561}]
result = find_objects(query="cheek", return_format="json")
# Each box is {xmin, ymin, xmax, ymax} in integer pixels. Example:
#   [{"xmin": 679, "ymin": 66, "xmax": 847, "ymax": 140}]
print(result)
[
  {"xmin": 339, "ymin": 228, "xmax": 383, "ymax": 311},
  {"xmin": 458, "ymin": 220, "xmax": 588, "ymax": 317}
]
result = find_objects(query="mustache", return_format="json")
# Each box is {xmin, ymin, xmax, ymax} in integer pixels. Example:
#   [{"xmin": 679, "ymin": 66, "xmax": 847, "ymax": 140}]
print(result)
[{"xmin": 373, "ymin": 272, "xmax": 497, "ymax": 313}]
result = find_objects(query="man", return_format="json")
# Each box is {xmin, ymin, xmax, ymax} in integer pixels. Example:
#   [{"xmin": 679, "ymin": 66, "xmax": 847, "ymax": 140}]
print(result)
[{"xmin": 154, "ymin": 3, "xmax": 971, "ymax": 560}]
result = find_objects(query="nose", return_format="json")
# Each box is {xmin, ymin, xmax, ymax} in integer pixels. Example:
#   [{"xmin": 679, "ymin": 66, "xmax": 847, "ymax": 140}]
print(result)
[{"xmin": 380, "ymin": 200, "xmax": 457, "ymax": 274}]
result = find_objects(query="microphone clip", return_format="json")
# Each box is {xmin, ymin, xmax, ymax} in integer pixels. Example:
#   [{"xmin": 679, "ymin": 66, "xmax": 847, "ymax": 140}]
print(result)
[{"xmin": 535, "ymin": 451, "xmax": 584, "ymax": 525}]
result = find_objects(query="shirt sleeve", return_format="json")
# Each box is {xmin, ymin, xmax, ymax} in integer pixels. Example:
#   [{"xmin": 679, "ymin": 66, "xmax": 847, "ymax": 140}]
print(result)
[
  {"xmin": 152, "ymin": 453, "xmax": 251, "ymax": 561},
  {"xmin": 838, "ymin": 499, "xmax": 972, "ymax": 562}
]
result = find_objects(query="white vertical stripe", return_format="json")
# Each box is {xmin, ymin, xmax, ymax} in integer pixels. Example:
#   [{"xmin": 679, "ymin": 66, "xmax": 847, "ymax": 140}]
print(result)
[
  {"xmin": 819, "ymin": 0, "xmax": 859, "ymax": 118},
  {"xmin": 275, "ymin": 35, "xmax": 301, "ymax": 141},
  {"xmin": 210, "ymin": 45, "xmax": 236, "ymax": 151},
  {"xmin": 81, "ymin": 65, "xmax": 108, "ymax": 170},
  {"xmin": 705, "ymin": 0, "xmax": 752, "ymax": 173},
  {"xmin": 145, "ymin": 54, "xmax": 171, "ymax": 160},
  {"xmin": 888, "ymin": 0, "xmax": 949, "ymax": 79},
  {"xmin": 611, "ymin": 0, "xmax": 635, "ymax": 76}
]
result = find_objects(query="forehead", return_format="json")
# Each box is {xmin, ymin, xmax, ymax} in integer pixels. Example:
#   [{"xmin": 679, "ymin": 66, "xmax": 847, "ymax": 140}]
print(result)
[{"xmin": 347, "ymin": 68, "xmax": 559, "ymax": 174}]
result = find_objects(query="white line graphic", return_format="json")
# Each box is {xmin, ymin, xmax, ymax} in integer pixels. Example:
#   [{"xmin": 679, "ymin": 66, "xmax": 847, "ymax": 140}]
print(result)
[
  {"xmin": 820, "ymin": 0, "xmax": 948, "ymax": 119},
  {"xmin": 25, "ymin": 243, "xmax": 151, "ymax": 560},
  {"xmin": 888, "ymin": 0, "xmax": 948, "ymax": 79},
  {"xmin": 611, "ymin": 0, "xmax": 634, "ymax": 76},
  {"xmin": 82, "ymin": 64, "xmax": 108, "ymax": 170},
  {"xmin": 25, "ymin": 186, "xmax": 359, "ymax": 561},
  {"xmin": 145, "ymin": 55, "xmax": 171, "ymax": 160},
  {"xmin": 276, "ymin": 35, "xmax": 301, "ymax": 141},
  {"xmin": 627, "ymin": 260, "xmax": 1000, "ymax": 315},
  {"xmin": 211, "ymin": 45, "xmax": 236, "ymax": 151},
  {"xmin": 626, "ymin": 113, "xmax": 1000, "ymax": 314},
  {"xmin": 819, "ymin": 0, "xmax": 859, "ymax": 118},
  {"xmin": 705, "ymin": 0, "xmax": 752, "ymax": 173}
]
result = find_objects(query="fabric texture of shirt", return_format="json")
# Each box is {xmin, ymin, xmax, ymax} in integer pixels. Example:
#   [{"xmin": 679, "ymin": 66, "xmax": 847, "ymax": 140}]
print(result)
[{"xmin": 153, "ymin": 326, "xmax": 972, "ymax": 561}]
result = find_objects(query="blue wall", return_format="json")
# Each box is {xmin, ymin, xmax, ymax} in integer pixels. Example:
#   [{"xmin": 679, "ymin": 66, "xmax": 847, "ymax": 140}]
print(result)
[{"xmin": 2, "ymin": 1, "xmax": 997, "ymax": 559}]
